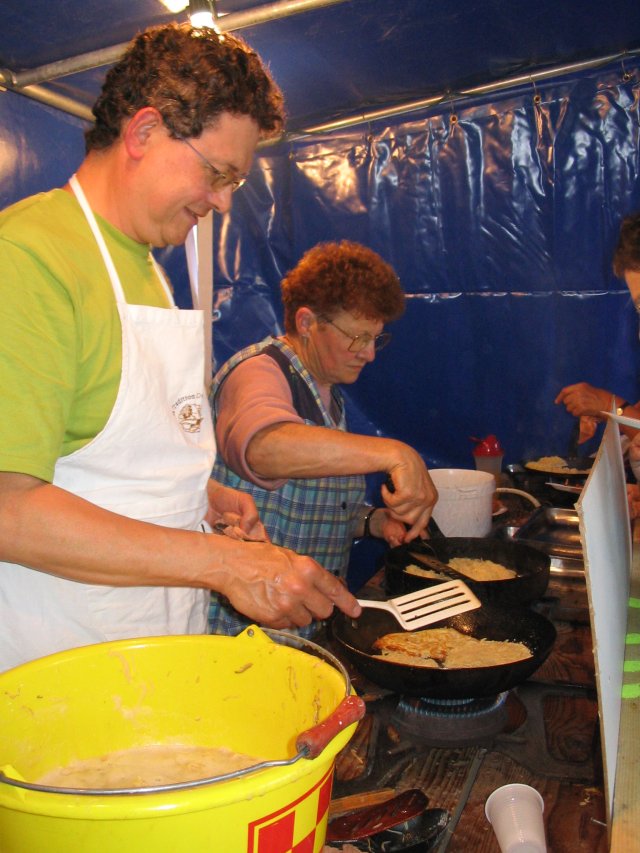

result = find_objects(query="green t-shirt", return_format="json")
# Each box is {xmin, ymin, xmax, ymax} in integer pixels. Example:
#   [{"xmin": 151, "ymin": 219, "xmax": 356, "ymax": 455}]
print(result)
[{"xmin": 0, "ymin": 188, "xmax": 171, "ymax": 482}]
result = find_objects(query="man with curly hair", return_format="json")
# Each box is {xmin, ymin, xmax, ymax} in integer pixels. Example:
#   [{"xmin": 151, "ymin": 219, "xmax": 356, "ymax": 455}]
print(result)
[
  {"xmin": 0, "ymin": 23, "xmax": 361, "ymax": 670},
  {"xmin": 210, "ymin": 240, "xmax": 437, "ymax": 637}
]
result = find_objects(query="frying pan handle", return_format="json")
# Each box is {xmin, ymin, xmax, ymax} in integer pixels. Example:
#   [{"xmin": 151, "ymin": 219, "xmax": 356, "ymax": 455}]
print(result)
[
  {"xmin": 296, "ymin": 695, "xmax": 366, "ymax": 759},
  {"xmin": 426, "ymin": 515, "xmax": 445, "ymax": 538}
]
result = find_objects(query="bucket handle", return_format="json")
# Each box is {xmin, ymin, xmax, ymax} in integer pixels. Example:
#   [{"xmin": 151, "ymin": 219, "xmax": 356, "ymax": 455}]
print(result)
[
  {"xmin": 495, "ymin": 487, "xmax": 541, "ymax": 507},
  {"xmin": 296, "ymin": 694, "xmax": 366, "ymax": 759}
]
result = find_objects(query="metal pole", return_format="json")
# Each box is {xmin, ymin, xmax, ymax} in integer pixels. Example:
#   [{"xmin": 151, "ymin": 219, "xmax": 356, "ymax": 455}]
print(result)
[
  {"xmin": 280, "ymin": 48, "xmax": 640, "ymax": 142},
  {"xmin": 0, "ymin": 7, "xmax": 637, "ymax": 129},
  {"xmin": 0, "ymin": 0, "xmax": 348, "ymax": 88},
  {"xmin": 0, "ymin": 82, "xmax": 95, "ymax": 121},
  {"xmin": 217, "ymin": 0, "xmax": 347, "ymax": 30}
]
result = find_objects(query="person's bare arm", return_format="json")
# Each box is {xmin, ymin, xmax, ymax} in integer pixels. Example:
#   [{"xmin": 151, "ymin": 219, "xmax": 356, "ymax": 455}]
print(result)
[
  {"xmin": 0, "ymin": 471, "xmax": 360, "ymax": 629},
  {"xmin": 354, "ymin": 505, "xmax": 407, "ymax": 547},
  {"xmin": 555, "ymin": 382, "xmax": 620, "ymax": 417},
  {"xmin": 247, "ymin": 423, "xmax": 437, "ymax": 540},
  {"xmin": 555, "ymin": 382, "xmax": 640, "ymax": 438},
  {"xmin": 217, "ymin": 355, "xmax": 436, "ymax": 539}
]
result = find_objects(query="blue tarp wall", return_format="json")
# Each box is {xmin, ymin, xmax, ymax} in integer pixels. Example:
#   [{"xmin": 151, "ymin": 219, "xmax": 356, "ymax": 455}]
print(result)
[{"xmin": 199, "ymin": 59, "xmax": 640, "ymax": 471}]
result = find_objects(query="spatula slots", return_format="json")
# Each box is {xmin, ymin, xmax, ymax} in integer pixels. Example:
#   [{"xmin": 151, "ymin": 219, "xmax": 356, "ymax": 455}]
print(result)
[{"xmin": 357, "ymin": 579, "xmax": 481, "ymax": 631}]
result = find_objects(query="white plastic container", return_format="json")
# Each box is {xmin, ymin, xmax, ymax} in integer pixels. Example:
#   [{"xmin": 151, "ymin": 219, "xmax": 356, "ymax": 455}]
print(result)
[{"xmin": 430, "ymin": 468, "xmax": 495, "ymax": 537}]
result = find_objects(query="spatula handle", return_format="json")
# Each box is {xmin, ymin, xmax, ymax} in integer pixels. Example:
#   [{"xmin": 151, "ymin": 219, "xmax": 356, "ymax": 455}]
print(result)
[{"xmin": 356, "ymin": 599, "xmax": 392, "ymax": 614}]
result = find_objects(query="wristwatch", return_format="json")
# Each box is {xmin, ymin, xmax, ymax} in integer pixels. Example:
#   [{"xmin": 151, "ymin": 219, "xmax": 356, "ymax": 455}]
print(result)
[{"xmin": 362, "ymin": 506, "xmax": 379, "ymax": 538}]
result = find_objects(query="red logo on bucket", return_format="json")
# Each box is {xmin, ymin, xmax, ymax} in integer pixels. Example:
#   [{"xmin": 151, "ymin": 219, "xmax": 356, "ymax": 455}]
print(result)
[{"xmin": 247, "ymin": 767, "xmax": 333, "ymax": 853}]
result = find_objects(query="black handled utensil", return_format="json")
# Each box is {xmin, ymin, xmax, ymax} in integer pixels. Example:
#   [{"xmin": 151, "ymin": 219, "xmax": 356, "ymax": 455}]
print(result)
[{"xmin": 326, "ymin": 789, "xmax": 428, "ymax": 843}]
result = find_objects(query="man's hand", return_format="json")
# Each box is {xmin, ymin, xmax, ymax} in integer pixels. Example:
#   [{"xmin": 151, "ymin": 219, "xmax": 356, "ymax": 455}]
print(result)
[{"xmin": 211, "ymin": 540, "xmax": 362, "ymax": 629}]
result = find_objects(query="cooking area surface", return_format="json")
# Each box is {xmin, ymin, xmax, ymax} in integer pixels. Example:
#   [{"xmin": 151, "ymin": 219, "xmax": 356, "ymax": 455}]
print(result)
[{"xmin": 325, "ymin": 524, "xmax": 607, "ymax": 852}]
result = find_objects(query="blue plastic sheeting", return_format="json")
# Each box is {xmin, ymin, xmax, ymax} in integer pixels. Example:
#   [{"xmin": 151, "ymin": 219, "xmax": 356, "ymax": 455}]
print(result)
[
  {"xmin": 0, "ymin": 93, "xmax": 85, "ymax": 202},
  {"xmin": 162, "ymin": 58, "xmax": 640, "ymax": 475}
]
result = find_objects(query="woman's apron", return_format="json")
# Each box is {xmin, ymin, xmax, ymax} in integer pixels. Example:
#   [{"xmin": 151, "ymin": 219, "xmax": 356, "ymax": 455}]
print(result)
[{"xmin": 0, "ymin": 175, "xmax": 216, "ymax": 670}]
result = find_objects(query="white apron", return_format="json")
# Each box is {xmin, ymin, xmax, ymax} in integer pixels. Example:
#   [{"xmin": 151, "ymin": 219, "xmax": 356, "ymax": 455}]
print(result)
[{"xmin": 0, "ymin": 175, "xmax": 216, "ymax": 671}]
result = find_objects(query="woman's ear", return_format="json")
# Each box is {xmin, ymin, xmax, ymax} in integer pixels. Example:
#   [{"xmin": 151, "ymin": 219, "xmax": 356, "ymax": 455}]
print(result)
[
  {"xmin": 123, "ymin": 107, "xmax": 163, "ymax": 160},
  {"xmin": 295, "ymin": 306, "xmax": 316, "ymax": 337}
]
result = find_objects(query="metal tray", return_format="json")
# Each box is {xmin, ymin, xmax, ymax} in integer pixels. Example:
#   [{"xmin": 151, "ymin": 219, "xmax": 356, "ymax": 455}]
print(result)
[{"xmin": 502, "ymin": 506, "xmax": 584, "ymax": 577}]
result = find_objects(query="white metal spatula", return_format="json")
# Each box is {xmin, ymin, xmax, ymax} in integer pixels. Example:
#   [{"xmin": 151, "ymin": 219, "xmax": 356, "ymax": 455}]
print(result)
[{"xmin": 357, "ymin": 580, "xmax": 481, "ymax": 631}]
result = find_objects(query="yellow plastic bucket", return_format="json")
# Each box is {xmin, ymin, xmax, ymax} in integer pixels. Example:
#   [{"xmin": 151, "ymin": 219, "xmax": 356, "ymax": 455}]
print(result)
[{"xmin": 0, "ymin": 628, "xmax": 363, "ymax": 853}]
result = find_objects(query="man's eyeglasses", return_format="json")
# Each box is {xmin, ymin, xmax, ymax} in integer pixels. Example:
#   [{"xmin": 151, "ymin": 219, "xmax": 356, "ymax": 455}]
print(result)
[
  {"xmin": 178, "ymin": 136, "xmax": 249, "ymax": 193},
  {"xmin": 321, "ymin": 316, "xmax": 392, "ymax": 352}
]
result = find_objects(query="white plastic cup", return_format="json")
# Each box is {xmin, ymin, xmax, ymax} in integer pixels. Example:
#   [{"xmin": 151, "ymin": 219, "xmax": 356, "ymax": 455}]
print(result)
[
  {"xmin": 429, "ymin": 468, "xmax": 495, "ymax": 537},
  {"xmin": 485, "ymin": 783, "xmax": 547, "ymax": 853}
]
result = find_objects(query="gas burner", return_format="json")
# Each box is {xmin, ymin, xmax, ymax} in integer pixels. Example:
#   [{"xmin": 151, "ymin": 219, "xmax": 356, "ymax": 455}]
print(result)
[{"xmin": 390, "ymin": 692, "xmax": 509, "ymax": 746}]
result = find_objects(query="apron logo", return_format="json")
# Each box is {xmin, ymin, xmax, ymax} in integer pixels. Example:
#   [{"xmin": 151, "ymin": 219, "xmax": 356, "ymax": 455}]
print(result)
[{"xmin": 173, "ymin": 394, "xmax": 204, "ymax": 433}]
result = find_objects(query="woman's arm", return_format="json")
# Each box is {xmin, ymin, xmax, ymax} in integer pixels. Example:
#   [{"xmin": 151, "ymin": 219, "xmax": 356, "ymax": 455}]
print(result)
[{"xmin": 248, "ymin": 422, "xmax": 436, "ymax": 540}]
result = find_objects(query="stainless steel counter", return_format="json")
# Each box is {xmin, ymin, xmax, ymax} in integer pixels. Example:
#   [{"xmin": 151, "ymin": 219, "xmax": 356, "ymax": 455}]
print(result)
[{"xmin": 497, "ymin": 505, "xmax": 584, "ymax": 578}]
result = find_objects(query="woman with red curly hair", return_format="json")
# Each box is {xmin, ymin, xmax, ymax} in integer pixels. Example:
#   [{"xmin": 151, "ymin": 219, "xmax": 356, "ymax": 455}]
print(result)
[{"xmin": 211, "ymin": 240, "xmax": 437, "ymax": 636}]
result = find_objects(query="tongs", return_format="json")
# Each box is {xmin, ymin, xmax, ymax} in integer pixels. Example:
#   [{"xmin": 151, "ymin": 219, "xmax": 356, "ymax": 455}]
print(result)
[{"xmin": 357, "ymin": 580, "xmax": 481, "ymax": 631}]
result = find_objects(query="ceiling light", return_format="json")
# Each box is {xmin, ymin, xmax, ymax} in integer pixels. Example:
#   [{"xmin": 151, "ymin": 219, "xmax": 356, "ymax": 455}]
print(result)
[
  {"xmin": 189, "ymin": 0, "xmax": 220, "ymax": 31},
  {"xmin": 159, "ymin": 0, "xmax": 188, "ymax": 12}
]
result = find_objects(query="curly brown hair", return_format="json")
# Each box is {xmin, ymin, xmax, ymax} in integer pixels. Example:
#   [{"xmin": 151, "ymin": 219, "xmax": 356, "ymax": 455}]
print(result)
[
  {"xmin": 281, "ymin": 241, "xmax": 405, "ymax": 335},
  {"xmin": 85, "ymin": 22, "xmax": 285, "ymax": 151},
  {"xmin": 613, "ymin": 213, "xmax": 640, "ymax": 277}
]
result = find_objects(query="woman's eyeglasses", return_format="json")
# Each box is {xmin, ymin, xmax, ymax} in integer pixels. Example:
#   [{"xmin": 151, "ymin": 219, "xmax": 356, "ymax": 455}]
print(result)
[
  {"xmin": 321, "ymin": 316, "xmax": 392, "ymax": 352},
  {"xmin": 178, "ymin": 136, "xmax": 248, "ymax": 193}
]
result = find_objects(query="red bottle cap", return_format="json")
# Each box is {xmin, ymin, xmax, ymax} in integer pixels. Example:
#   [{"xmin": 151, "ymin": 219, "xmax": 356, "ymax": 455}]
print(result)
[{"xmin": 471, "ymin": 434, "xmax": 504, "ymax": 457}]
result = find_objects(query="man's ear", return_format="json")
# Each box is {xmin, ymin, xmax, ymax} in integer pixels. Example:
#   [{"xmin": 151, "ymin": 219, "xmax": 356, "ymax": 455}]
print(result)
[{"xmin": 123, "ymin": 107, "xmax": 163, "ymax": 160}]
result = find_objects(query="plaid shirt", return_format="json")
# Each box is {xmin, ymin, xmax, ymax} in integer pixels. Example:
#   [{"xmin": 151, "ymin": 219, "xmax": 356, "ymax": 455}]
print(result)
[{"xmin": 209, "ymin": 337, "xmax": 365, "ymax": 637}]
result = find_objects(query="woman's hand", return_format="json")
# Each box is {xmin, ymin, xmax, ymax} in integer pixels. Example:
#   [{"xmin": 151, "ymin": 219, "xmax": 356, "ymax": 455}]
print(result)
[
  {"xmin": 382, "ymin": 446, "xmax": 438, "ymax": 541},
  {"xmin": 368, "ymin": 507, "xmax": 407, "ymax": 547},
  {"xmin": 205, "ymin": 480, "xmax": 269, "ymax": 542}
]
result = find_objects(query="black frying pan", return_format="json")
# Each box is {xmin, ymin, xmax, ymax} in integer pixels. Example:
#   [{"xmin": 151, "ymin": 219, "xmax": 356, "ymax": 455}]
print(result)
[
  {"xmin": 385, "ymin": 537, "xmax": 551, "ymax": 607},
  {"xmin": 523, "ymin": 456, "xmax": 592, "ymax": 478},
  {"xmin": 331, "ymin": 604, "xmax": 556, "ymax": 699}
]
